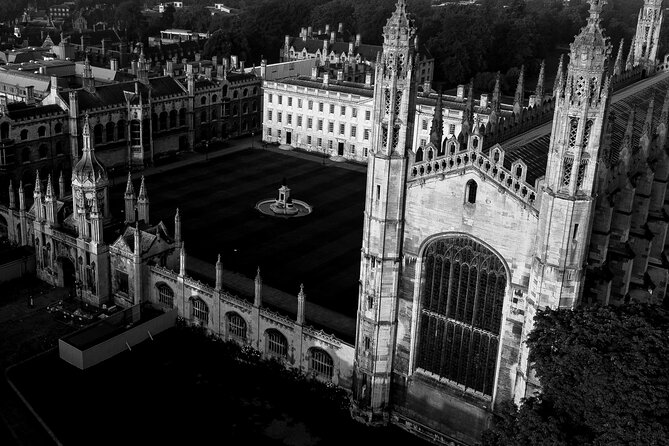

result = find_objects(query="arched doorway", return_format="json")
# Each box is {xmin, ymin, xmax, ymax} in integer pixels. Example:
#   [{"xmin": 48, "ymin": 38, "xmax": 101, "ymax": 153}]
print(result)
[{"xmin": 58, "ymin": 256, "xmax": 76, "ymax": 292}]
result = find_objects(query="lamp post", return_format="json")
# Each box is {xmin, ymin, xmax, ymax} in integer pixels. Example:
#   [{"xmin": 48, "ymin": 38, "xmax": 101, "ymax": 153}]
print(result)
[
  {"xmin": 205, "ymin": 140, "xmax": 209, "ymax": 162},
  {"xmin": 251, "ymin": 132, "xmax": 255, "ymax": 149}
]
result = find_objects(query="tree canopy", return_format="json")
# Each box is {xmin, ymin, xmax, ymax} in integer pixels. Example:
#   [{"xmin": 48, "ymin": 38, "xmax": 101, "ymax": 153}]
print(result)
[{"xmin": 482, "ymin": 303, "xmax": 669, "ymax": 446}]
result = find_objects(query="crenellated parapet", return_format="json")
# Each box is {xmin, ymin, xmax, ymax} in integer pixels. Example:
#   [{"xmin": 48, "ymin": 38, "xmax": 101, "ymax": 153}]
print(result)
[{"xmin": 409, "ymin": 142, "xmax": 538, "ymax": 211}]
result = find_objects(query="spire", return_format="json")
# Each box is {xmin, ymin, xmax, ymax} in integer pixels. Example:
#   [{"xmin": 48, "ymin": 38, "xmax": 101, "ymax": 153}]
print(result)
[
  {"xmin": 613, "ymin": 38, "xmax": 624, "ymax": 76},
  {"xmin": 643, "ymin": 96, "xmax": 656, "ymax": 136},
  {"xmin": 137, "ymin": 176, "xmax": 149, "ymax": 223},
  {"xmin": 215, "ymin": 253, "xmax": 222, "ymax": 291},
  {"xmin": 73, "ymin": 114, "xmax": 107, "ymax": 184},
  {"xmin": 553, "ymin": 54, "xmax": 565, "ymax": 96},
  {"xmin": 58, "ymin": 170, "xmax": 65, "ymax": 198},
  {"xmin": 626, "ymin": 37, "xmax": 636, "ymax": 71},
  {"xmin": 174, "ymin": 208, "xmax": 181, "ymax": 245},
  {"xmin": 297, "ymin": 283, "xmax": 306, "ymax": 325},
  {"xmin": 8, "ymin": 180, "xmax": 15, "ymax": 209},
  {"xmin": 34, "ymin": 169, "xmax": 42, "ymax": 195},
  {"xmin": 134, "ymin": 221, "xmax": 141, "ymax": 258},
  {"xmin": 491, "ymin": 71, "xmax": 501, "ymax": 112},
  {"xmin": 45, "ymin": 174, "xmax": 55, "ymax": 199},
  {"xmin": 254, "ymin": 266, "xmax": 263, "ymax": 307},
  {"xmin": 430, "ymin": 93, "xmax": 443, "ymax": 147},
  {"xmin": 535, "ymin": 60, "xmax": 545, "ymax": 99},
  {"xmin": 179, "ymin": 242, "xmax": 186, "ymax": 276},
  {"xmin": 18, "ymin": 181, "xmax": 25, "ymax": 211},
  {"xmin": 124, "ymin": 172, "xmax": 134, "ymax": 196},
  {"xmin": 513, "ymin": 65, "xmax": 524, "ymax": 116}
]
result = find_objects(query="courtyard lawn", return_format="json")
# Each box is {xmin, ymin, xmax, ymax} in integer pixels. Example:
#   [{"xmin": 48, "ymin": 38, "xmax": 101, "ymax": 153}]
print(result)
[
  {"xmin": 8, "ymin": 326, "xmax": 430, "ymax": 446},
  {"xmin": 111, "ymin": 149, "xmax": 367, "ymax": 317}
]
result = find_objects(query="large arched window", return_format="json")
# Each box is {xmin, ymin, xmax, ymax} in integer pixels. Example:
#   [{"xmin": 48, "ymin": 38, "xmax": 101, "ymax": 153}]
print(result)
[
  {"xmin": 309, "ymin": 348, "xmax": 333, "ymax": 380},
  {"xmin": 117, "ymin": 120, "xmax": 126, "ymax": 140},
  {"xmin": 179, "ymin": 108, "xmax": 186, "ymax": 126},
  {"xmin": 227, "ymin": 312, "xmax": 247, "ymax": 341},
  {"xmin": 38, "ymin": 144, "xmax": 48, "ymax": 159},
  {"xmin": 159, "ymin": 111, "xmax": 167, "ymax": 130},
  {"xmin": 20, "ymin": 129, "xmax": 28, "ymax": 140},
  {"xmin": 156, "ymin": 283, "xmax": 174, "ymax": 307},
  {"xmin": 416, "ymin": 237, "xmax": 506, "ymax": 396},
  {"xmin": 38, "ymin": 126, "xmax": 46, "ymax": 137},
  {"xmin": 169, "ymin": 110, "xmax": 177, "ymax": 128},
  {"xmin": 54, "ymin": 123, "xmax": 62, "ymax": 134},
  {"xmin": 265, "ymin": 329, "xmax": 288, "ymax": 359},
  {"xmin": 192, "ymin": 298, "xmax": 209, "ymax": 324},
  {"xmin": 1, "ymin": 122, "xmax": 9, "ymax": 140}
]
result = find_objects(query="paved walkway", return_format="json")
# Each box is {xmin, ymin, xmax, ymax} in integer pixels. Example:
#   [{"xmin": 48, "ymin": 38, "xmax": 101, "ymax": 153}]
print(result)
[{"xmin": 121, "ymin": 137, "xmax": 361, "ymax": 344}]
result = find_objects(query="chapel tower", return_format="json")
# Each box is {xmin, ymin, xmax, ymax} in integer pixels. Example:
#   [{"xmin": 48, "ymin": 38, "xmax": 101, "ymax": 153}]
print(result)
[
  {"xmin": 521, "ymin": 0, "xmax": 612, "ymax": 397},
  {"xmin": 633, "ymin": 0, "xmax": 664, "ymax": 72},
  {"xmin": 352, "ymin": 0, "xmax": 417, "ymax": 424}
]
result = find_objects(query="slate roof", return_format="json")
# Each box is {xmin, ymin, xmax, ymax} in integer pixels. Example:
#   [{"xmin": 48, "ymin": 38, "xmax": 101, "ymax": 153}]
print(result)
[
  {"xmin": 495, "ymin": 75, "xmax": 669, "ymax": 188},
  {"xmin": 58, "ymin": 76, "xmax": 186, "ymax": 110},
  {"xmin": 6, "ymin": 103, "xmax": 65, "ymax": 121}
]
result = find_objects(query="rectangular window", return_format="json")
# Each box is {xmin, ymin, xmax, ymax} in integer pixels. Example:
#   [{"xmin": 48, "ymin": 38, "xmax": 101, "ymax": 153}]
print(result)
[
  {"xmin": 328, "ymin": 140, "xmax": 333, "ymax": 150},
  {"xmin": 277, "ymin": 112, "xmax": 282, "ymax": 123},
  {"xmin": 307, "ymin": 135, "xmax": 312, "ymax": 145},
  {"xmin": 288, "ymin": 97, "xmax": 292, "ymax": 106},
  {"xmin": 420, "ymin": 138, "xmax": 426, "ymax": 146},
  {"xmin": 352, "ymin": 108, "xmax": 357, "ymax": 118},
  {"xmin": 297, "ymin": 115, "xmax": 302, "ymax": 127},
  {"xmin": 319, "ymin": 103, "xmax": 324, "ymax": 112},
  {"xmin": 268, "ymin": 94, "xmax": 272, "ymax": 103},
  {"xmin": 267, "ymin": 110, "xmax": 272, "ymax": 121},
  {"xmin": 317, "ymin": 137, "xmax": 322, "ymax": 147},
  {"xmin": 287, "ymin": 114, "xmax": 292, "ymax": 125},
  {"xmin": 449, "ymin": 124, "xmax": 456, "ymax": 135},
  {"xmin": 364, "ymin": 147, "xmax": 368, "ymax": 157},
  {"xmin": 422, "ymin": 119, "xmax": 428, "ymax": 130},
  {"xmin": 340, "ymin": 106, "xmax": 346, "ymax": 115},
  {"xmin": 117, "ymin": 270, "xmax": 129, "ymax": 294},
  {"xmin": 350, "ymin": 144, "xmax": 355, "ymax": 154},
  {"xmin": 318, "ymin": 120, "xmax": 323, "ymax": 131},
  {"xmin": 278, "ymin": 95, "xmax": 282, "ymax": 105},
  {"xmin": 365, "ymin": 110, "xmax": 371, "ymax": 120},
  {"xmin": 329, "ymin": 104, "xmax": 335, "ymax": 114},
  {"xmin": 308, "ymin": 100, "xmax": 313, "ymax": 110},
  {"xmin": 328, "ymin": 121, "xmax": 334, "ymax": 133},
  {"xmin": 351, "ymin": 126, "xmax": 357, "ymax": 138},
  {"xmin": 277, "ymin": 129, "xmax": 282, "ymax": 139},
  {"xmin": 364, "ymin": 129, "xmax": 370, "ymax": 140},
  {"xmin": 376, "ymin": 185, "xmax": 381, "ymax": 200},
  {"xmin": 307, "ymin": 118, "xmax": 312, "ymax": 129},
  {"xmin": 298, "ymin": 99, "xmax": 302, "ymax": 108},
  {"xmin": 267, "ymin": 128, "xmax": 272, "ymax": 137},
  {"xmin": 339, "ymin": 123, "xmax": 345, "ymax": 135}
]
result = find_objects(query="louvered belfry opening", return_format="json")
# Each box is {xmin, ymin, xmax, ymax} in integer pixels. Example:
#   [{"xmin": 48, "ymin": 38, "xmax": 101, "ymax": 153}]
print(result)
[{"xmin": 416, "ymin": 237, "xmax": 506, "ymax": 396}]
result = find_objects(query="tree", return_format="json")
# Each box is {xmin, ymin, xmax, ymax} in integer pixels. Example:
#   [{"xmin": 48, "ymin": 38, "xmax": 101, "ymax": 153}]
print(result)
[{"xmin": 483, "ymin": 303, "xmax": 669, "ymax": 446}]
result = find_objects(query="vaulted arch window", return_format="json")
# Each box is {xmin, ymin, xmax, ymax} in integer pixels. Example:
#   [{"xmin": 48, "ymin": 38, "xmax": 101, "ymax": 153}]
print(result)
[
  {"xmin": 106, "ymin": 122, "xmax": 115, "ymax": 142},
  {"xmin": 416, "ymin": 237, "xmax": 506, "ymax": 396},
  {"xmin": 227, "ymin": 312, "xmax": 247, "ymax": 341},
  {"xmin": 192, "ymin": 298, "xmax": 209, "ymax": 324},
  {"xmin": 38, "ymin": 126, "xmax": 46, "ymax": 137},
  {"xmin": 465, "ymin": 179, "xmax": 477, "ymax": 204},
  {"xmin": 415, "ymin": 147, "xmax": 424, "ymax": 162},
  {"xmin": 309, "ymin": 348, "xmax": 334, "ymax": 380},
  {"xmin": 156, "ymin": 283, "xmax": 174, "ymax": 307},
  {"xmin": 265, "ymin": 329, "xmax": 288, "ymax": 359}
]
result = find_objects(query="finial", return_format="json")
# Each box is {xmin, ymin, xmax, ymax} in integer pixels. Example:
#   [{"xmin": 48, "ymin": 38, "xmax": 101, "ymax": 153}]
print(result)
[
  {"xmin": 34, "ymin": 169, "xmax": 41, "ymax": 193},
  {"xmin": 217, "ymin": 253, "xmax": 221, "ymax": 264},
  {"xmin": 125, "ymin": 172, "xmax": 134, "ymax": 195},
  {"xmin": 256, "ymin": 266, "xmax": 261, "ymax": 278},
  {"xmin": 175, "ymin": 207, "xmax": 180, "ymax": 218},
  {"xmin": 46, "ymin": 174, "xmax": 54, "ymax": 197},
  {"xmin": 138, "ymin": 175, "xmax": 147, "ymax": 199},
  {"xmin": 298, "ymin": 283, "xmax": 305, "ymax": 297}
]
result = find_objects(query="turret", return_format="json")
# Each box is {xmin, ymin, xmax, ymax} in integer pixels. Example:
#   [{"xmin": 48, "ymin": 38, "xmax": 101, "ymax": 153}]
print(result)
[
  {"xmin": 58, "ymin": 170, "xmax": 65, "ymax": 199},
  {"xmin": 33, "ymin": 170, "xmax": 44, "ymax": 221},
  {"xmin": 179, "ymin": 242, "xmax": 186, "ymax": 276},
  {"xmin": 174, "ymin": 208, "xmax": 181, "ymax": 246},
  {"xmin": 83, "ymin": 54, "xmax": 95, "ymax": 93},
  {"xmin": 613, "ymin": 39, "xmax": 625, "ymax": 76},
  {"xmin": 18, "ymin": 181, "xmax": 25, "ymax": 211},
  {"xmin": 633, "ymin": 0, "xmax": 664, "ymax": 72}
]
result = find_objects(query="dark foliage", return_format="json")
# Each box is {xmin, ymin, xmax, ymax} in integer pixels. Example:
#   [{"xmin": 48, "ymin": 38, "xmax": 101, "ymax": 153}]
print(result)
[{"xmin": 482, "ymin": 303, "xmax": 669, "ymax": 446}]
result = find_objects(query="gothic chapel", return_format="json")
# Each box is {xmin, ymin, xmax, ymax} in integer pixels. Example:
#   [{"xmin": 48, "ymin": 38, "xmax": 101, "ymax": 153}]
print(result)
[{"xmin": 352, "ymin": 0, "xmax": 669, "ymax": 444}]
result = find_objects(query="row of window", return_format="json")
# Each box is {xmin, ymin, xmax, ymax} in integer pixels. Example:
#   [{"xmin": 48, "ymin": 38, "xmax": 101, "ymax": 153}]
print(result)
[
  {"xmin": 266, "ymin": 112, "xmax": 370, "ymax": 140},
  {"xmin": 264, "ymin": 128, "xmax": 369, "ymax": 156},
  {"xmin": 156, "ymin": 284, "xmax": 334, "ymax": 379},
  {"xmin": 9, "ymin": 122, "xmax": 64, "ymax": 141},
  {"xmin": 421, "ymin": 119, "xmax": 457, "ymax": 135},
  {"xmin": 267, "ymin": 95, "xmax": 371, "ymax": 120}
]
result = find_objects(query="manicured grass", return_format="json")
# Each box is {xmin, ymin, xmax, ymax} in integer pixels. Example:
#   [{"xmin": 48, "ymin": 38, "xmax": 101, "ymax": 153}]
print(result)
[
  {"xmin": 8, "ymin": 326, "xmax": 429, "ymax": 446},
  {"xmin": 110, "ymin": 149, "xmax": 367, "ymax": 317}
]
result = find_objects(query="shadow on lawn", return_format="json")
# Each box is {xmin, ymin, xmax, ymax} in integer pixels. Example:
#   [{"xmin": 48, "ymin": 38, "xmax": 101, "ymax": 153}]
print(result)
[{"xmin": 7, "ymin": 323, "xmax": 429, "ymax": 446}]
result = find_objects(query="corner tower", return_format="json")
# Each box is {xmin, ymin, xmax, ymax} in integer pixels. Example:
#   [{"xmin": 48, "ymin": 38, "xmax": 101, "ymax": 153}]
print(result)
[
  {"xmin": 633, "ymin": 0, "xmax": 664, "ymax": 72},
  {"xmin": 352, "ymin": 0, "xmax": 417, "ymax": 424},
  {"xmin": 522, "ymin": 0, "xmax": 612, "ymax": 397}
]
